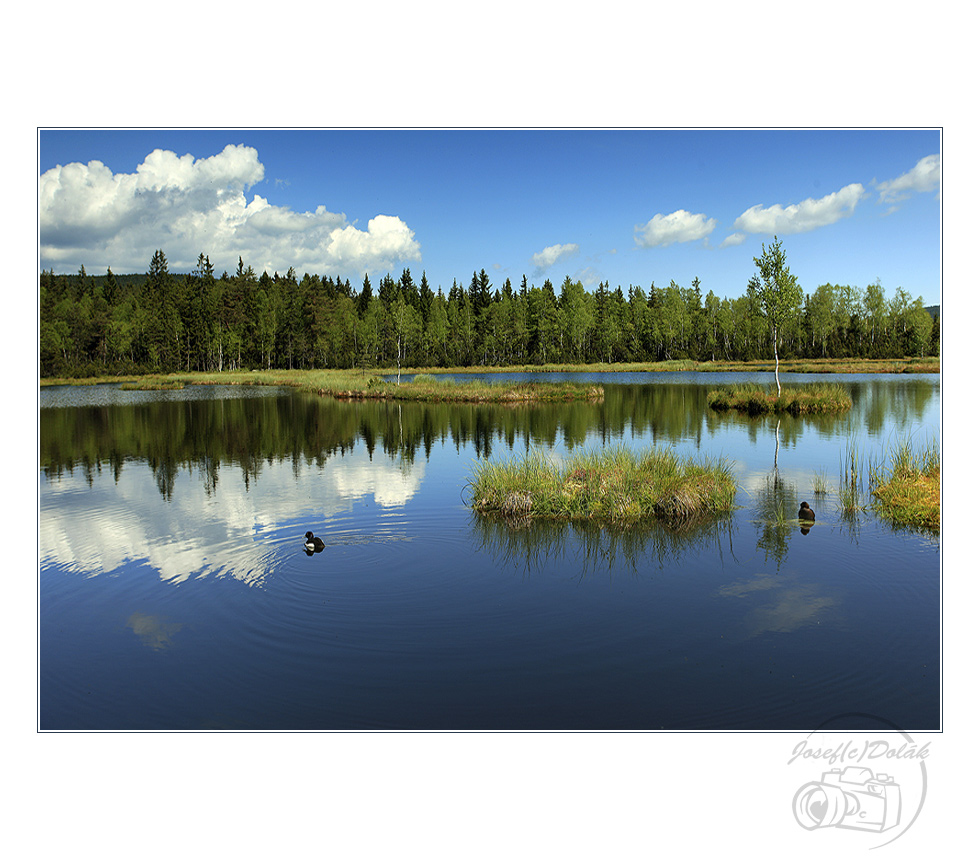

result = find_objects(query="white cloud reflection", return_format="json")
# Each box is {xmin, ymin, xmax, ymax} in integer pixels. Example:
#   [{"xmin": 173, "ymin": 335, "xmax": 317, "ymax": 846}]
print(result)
[
  {"xmin": 39, "ymin": 450, "xmax": 424, "ymax": 588},
  {"xmin": 719, "ymin": 573, "xmax": 837, "ymax": 636}
]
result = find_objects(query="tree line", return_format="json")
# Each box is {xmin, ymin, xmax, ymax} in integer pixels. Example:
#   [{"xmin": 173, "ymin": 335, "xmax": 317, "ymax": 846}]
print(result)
[{"xmin": 39, "ymin": 247, "xmax": 939, "ymax": 377}]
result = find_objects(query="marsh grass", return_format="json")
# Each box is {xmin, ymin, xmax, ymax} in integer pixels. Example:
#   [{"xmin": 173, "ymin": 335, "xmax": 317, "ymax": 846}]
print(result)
[
  {"xmin": 707, "ymin": 382, "xmax": 852, "ymax": 415},
  {"xmin": 870, "ymin": 438, "xmax": 941, "ymax": 531},
  {"xmin": 837, "ymin": 439, "xmax": 870, "ymax": 515},
  {"xmin": 469, "ymin": 446, "xmax": 737, "ymax": 525},
  {"xmin": 834, "ymin": 437, "xmax": 940, "ymax": 531},
  {"xmin": 77, "ymin": 369, "xmax": 602, "ymax": 403},
  {"xmin": 811, "ymin": 470, "xmax": 831, "ymax": 496},
  {"xmin": 345, "ymin": 376, "xmax": 604, "ymax": 403}
]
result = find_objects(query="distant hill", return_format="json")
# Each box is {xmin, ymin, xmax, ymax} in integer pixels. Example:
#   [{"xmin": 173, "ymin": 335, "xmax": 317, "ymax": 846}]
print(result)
[{"xmin": 925, "ymin": 305, "xmax": 940, "ymax": 319}]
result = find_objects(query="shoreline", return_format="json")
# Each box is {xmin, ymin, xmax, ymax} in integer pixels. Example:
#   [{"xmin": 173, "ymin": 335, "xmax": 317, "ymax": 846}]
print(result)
[{"xmin": 40, "ymin": 356, "xmax": 940, "ymax": 388}]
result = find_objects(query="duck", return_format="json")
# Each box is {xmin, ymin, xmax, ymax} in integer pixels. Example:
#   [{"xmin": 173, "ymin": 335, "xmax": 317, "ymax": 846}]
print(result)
[
  {"xmin": 798, "ymin": 502, "xmax": 815, "ymax": 522},
  {"xmin": 304, "ymin": 531, "xmax": 325, "ymax": 552}
]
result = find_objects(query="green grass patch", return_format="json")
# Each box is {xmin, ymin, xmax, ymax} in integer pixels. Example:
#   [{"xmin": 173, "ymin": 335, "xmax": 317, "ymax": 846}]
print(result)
[
  {"xmin": 469, "ymin": 446, "xmax": 737, "ymax": 525},
  {"xmin": 707, "ymin": 382, "xmax": 852, "ymax": 415},
  {"xmin": 870, "ymin": 439, "xmax": 940, "ymax": 531}
]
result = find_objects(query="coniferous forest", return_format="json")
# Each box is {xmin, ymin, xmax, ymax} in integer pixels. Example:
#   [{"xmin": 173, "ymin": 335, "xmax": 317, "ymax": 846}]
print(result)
[{"xmin": 39, "ymin": 249, "xmax": 939, "ymax": 378}]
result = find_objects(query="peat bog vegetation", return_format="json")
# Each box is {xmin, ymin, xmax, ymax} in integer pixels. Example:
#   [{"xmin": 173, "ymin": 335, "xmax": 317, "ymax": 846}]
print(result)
[
  {"xmin": 706, "ymin": 382, "xmax": 853, "ymax": 415},
  {"xmin": 871, "ymin": 439, "xmax": 942, "ymax": 531}
]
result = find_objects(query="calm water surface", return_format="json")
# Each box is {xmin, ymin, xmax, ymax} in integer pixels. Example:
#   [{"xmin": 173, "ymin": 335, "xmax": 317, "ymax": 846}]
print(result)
[{"xmin": 38, "ymin": 373, "xmax": 941, "ymax": 730}]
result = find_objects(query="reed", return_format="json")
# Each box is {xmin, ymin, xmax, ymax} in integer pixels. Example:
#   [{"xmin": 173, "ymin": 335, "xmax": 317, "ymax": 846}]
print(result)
[
  {"xmin": 469, "ymin": 446, "xmax": 737, "ymax": 525},
  {"xmin": 811, "ymin": 470, "xmax": 830, "ymax": 496},
  {"xmin": 837, "ymin": 438, "xmax": 869, "ymax": 514},
  {"xmin": 707, "ymin": 382, "xmax": 852, "ymax": 415}
]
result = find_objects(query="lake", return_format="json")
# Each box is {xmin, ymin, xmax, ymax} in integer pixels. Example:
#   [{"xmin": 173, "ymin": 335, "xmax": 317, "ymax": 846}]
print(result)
[{"xmin": 38, "ymin": 372, "xmax": 941, "ymax": 730}]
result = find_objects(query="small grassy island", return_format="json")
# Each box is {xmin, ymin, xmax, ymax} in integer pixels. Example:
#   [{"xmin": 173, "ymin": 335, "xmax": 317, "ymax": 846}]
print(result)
[
  {"xmin": 707, "ymin": 382, "xmax": 852, "ymax": 415},
  {"xmin": 871, "ymin": 441, "xmax": 941, "ymax": 531},
  {"xmin": 50, "ymin": 369, "xmax": 603, "ymax": 404},
  {"xmin": 327, "ymin": 373, "xmax": 604, "ymax": 403},
  {"xmin": 469, "ymin": 447, "xmax": 737, "ymax": 525},
  {"xmin": 119, "ymin": 379, "xmax": 186, "ymax": 391}
]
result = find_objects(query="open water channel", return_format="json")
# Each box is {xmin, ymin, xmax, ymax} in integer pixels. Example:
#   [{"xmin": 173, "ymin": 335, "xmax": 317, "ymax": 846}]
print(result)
[{"xmin": 38, "ymin": 372, "xmax": 940, "ymax": 730}]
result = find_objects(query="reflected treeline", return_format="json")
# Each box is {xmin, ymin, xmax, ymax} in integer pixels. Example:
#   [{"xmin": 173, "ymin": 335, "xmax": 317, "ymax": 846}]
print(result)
[
  {"xmin": 40, "ymin": 379, "xmax": 939, "ymax": 500},
  {"xmin": 703, "ymin": 377, "xmax": 939, "ymax": 445},
  {"xmin": 471, "ymin": 511, "xmax": 737, "ymax": 579},
  {"xmin": 844, "ymin": 378, "xmax": 939, "ymax": 436}
]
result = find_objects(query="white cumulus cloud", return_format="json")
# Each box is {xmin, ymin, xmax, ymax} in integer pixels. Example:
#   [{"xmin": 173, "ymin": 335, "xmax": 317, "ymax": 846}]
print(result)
[
  {"xmin": 531, "ymin": 242, "xmax": 579, "ymax": 274},
  {"xmin": 875, "ymin": 153, "xmax": 941, "ymax": 206},
  {"xmin": 38, "ymin": 144, "xmax": 421, "ymax": 276},
  {"xmin": 720, "ymin": 232, "xmax": 746, "ymax": 248},
  {"xmin": 733, "ymin": 183, "xmax": 865, "ymax": 235},
  {"xmin": 634, "ymin": 209, "xmax": 716, "ymax": 248}
]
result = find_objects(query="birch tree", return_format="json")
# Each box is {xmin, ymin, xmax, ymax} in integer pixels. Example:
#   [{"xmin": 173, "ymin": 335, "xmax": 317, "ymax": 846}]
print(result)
[{"xmin": 751, "ymin": 237, "xmax": 802, "ymax": 394}]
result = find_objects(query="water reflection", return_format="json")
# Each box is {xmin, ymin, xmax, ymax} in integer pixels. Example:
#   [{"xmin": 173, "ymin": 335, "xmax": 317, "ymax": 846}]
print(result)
[
  {"xmin": 127, "ymin": 612, "xmax": 183, "ymax": 650},
  {"xmin": 752, "ymin": 470, "xmax": 801, "ymax": 568},
  {"xmin": 38, "ymin": 376, "xmax": 941, "ymax": 730},
  {"xmin": 39, "ymin": 376, "xmax": 939, "ymax": 501},
  {"xmin": 718, "ymin": 573, "xmax": 837, "ymax": 636},
  {"xmin": 471, "ymin": 513, "xmax": 737, "ymax": 579},
  {"xmin": 39, "ymin": 449, "xmax": 423, "ymax": 588}
]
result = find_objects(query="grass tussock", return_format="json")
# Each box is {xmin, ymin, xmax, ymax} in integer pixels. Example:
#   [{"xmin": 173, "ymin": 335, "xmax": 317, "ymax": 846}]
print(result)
[
  {"xmin": 707, "ymin": 382, "xmax": 852, "ymax": 415},
  {"xmin": 811, "ymin": 470, "xmax": 831, "ymax": 496},
  {"xmin": 469, "ymin": 446, "xmax": 737, "ymax": 525},
  {"xmin": 871, "ymin": 439, "xmax": 940, "ymax": 531}
]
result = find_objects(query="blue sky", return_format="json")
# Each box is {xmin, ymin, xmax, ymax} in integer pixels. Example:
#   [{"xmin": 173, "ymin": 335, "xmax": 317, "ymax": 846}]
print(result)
[{"xmin": 38, "ymin": 129, "xmax": 942, "ymax": 305}]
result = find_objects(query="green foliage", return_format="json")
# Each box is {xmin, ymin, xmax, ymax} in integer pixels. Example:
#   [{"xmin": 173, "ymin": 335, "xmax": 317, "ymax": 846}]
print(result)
[
  {"xmin": 751, "ymin": 236, "xmax": 804, "ymax": 393},
  {"xmin": 38, "ymin": 249, "xmax": 939, "ymax": 378}
]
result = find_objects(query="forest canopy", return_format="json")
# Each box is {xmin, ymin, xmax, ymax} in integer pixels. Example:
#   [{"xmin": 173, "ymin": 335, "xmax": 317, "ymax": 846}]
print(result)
[{"xmin": 39, "ymin": 248, "xmax": 940, "ymax": 378}]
